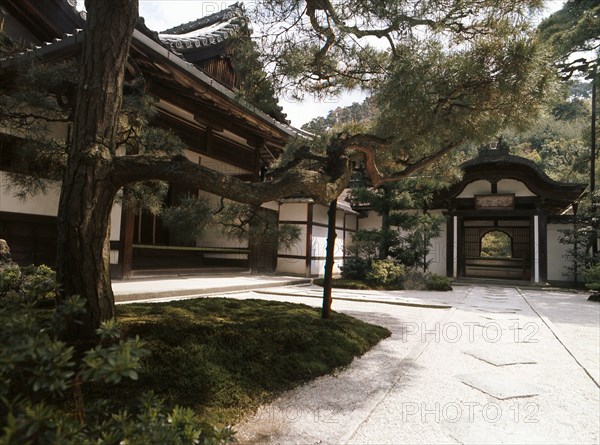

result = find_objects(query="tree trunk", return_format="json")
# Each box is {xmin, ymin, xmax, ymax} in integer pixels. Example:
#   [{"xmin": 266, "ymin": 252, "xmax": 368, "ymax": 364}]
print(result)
[
  {"xmin": 322, "ymin": 199, "xmax": 337, "ymax": 319},
  {"xmin": 591, "ymin": 69, "xmax": 597, "ymax": 258},
  {"xmin": 56, "ymin": 0, "xmax": 138, "ymax": 342}
]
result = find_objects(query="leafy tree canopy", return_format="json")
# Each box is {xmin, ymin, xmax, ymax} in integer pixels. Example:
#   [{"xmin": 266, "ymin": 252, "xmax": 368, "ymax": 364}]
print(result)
[
  {"xmin": 0, "ymin": 0, "xmax": 558, "ymax": 338},
  {"xmin": 538, "ymin": 0, "xmax": 599, "ymax": 77}
]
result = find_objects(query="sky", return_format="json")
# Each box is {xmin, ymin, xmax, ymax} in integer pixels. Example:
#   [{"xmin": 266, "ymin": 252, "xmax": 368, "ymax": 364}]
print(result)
[{"xmin": 129, "ymin": 0, "xmax": 568, "ymax": 128}]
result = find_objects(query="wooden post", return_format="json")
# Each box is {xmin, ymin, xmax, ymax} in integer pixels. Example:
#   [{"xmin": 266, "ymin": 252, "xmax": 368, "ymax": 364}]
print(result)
[
  {"xmin": 591, "ymin": 69, "xmax": 597, "ymax": 257},
  {"xmin": 322, "ymin": 199, "xmax": 337, "ymax": 320},
  {"xmin": 305, "ymin": 204, "xmax": 313, "ymax": 277}
]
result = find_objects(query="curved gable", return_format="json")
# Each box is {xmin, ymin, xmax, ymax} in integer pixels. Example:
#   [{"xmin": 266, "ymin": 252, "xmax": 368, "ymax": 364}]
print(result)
[{"xmin": 433, "ymin": 146, "xmax": 586, "ymax": 214}]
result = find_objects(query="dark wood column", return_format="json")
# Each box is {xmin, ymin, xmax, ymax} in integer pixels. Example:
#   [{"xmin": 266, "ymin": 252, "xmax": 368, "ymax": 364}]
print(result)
[
  {"xmin": 538, "ymin": 212, "xmax": 548, "ymax": 283},
  {"xmin": 446, "ymin": 215, "xmax": 454, "ymax": 277},
  {"xmin": 456, "ymin": 216, "xmax": 464, "ymax": 277},
  {"xmin": 305, "ymin": 203, "xmax": 313, "ymax": 277},
  {"xmin": 529, "ymin": 214, "xmax": 536, "ymax": 283}
]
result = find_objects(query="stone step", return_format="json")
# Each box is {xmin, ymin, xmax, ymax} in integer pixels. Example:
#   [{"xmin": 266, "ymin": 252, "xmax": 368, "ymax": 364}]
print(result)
[{"xmin": 129, "ymin": 267, "xmax": 250, "ymax": 279}]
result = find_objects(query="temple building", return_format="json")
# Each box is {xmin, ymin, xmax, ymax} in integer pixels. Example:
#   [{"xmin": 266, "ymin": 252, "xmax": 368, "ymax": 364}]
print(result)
[
  {"xmin": 358, "ymin": 143, "xmax": 586, "ymax": 286},
  {"xmin": 0, "ymin": 1, "xmax": 589, "ymax": 285},
  {"xmin": 430, "ymin": 143, "xmax": 586, "ymax": 285}
]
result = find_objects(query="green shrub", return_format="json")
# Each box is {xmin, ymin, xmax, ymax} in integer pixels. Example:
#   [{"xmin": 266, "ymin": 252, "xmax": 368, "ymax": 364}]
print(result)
[
  {"xmin": 0, "ymin": 264, "xmax": 234, "ymax": 445},
  {"xmin": 346, "ymin": 229, "xmax": 381, "ymax": 260},
  {"xmin": 340, "ymin": 256, "xmax": 370, "ymax": 280},
  {"xmin": 314, "ymin": 278, "xmax": 371, "ymax": 290},
  {"xmin": 425, "ymin": 274, "xmax": 453, "ymax": 291},
  {"xmin": 582, "ymin": 263, "xmax": 600, "ymax": 292},
  {"xmin": 401, "ymin": 269, "xmax": 427, "ymax": 290},
  {"xmin": 366, "ymin": 259, "xmax": 405, "ymax": 285}
]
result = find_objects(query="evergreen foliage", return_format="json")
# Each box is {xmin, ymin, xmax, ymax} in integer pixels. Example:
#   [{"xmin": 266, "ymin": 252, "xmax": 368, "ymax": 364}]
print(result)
[
  {"xmin": 366, "ymin": 259, "xmax": 405, "ymax": 286},
  {"xmin": 302, "ymin": 98, "xmax": 378, "ymax": 133},
  {"xmin": 0, "ymin": 264, "xmax": 234, "ymax": 445},
  {"xmin": 559, "ymin": 198, "xmax": 599, "ymax": 282},
  {"xmin": 231, "ymin": 34, "xmax": 288, "ymax": 123},
  {"xmin": 538, "ymin": 0, "xmax": 599, "ymax": 77},
  {"xmin": 582, "ymin": 263, "xmax": 600, "ymax": 292},
  {"xmin": 502, "ymin": 81, "xmax": 593, "ymax": 183}
]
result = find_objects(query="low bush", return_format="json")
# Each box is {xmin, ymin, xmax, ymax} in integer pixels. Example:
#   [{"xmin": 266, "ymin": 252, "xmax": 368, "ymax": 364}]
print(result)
[
  {"xmin": 582, "ymin": 263, "xmax": 600, "ymax": 292},
  {"xmin": 425, "ymin": 274, "xmax": 453, "ymax": 291},
  {"xmin": 313, "ymin": 278, "xmax": 371, "ymax": 290},
  {"xmin": 340, "ymin": 256, "xmax": 370, "ymax": 280},
  {"xmin": 366, "ymin": 259, "xmax": 405, "ymax": 286},
  {"xmin": 401, "ymin": 269, "xmax": 427, "ymax": 290}
]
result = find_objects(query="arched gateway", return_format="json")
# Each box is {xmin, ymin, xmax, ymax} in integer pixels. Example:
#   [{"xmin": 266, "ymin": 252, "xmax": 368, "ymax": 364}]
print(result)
[{"xmin": 432, "ymin": 143, "xmax": 586, "ymax": 284}]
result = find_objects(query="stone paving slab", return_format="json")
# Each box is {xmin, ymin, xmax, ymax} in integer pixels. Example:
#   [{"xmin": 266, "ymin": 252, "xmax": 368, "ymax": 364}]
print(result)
[
  {"xmin": 518, "ymin": 288, "xmax": 600, "ymax": 387},
  {"xmin": 458, "ymin": 371, "xmax": 541, "ymax": 399},
  {"xmin": 464, "ymin": 348, "xmax": 537, "ymax": 366}
]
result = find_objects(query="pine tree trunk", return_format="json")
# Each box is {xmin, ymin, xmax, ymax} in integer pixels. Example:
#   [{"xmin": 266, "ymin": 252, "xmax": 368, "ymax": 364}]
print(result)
[
  {"xmin": 56, "ymin": 0, "xmax": 138, "ymax": 342},
  {"xmin": 322, "ymin": 199, "xmax": 337, "ymax": 319}
]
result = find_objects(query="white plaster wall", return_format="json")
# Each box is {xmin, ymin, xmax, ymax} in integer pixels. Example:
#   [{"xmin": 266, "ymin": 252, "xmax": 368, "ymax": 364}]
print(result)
[
  {"xmin": 311, "ymin": 226, "xmax": 344, "ymax": 259},
  {"xmin": 279, "ymin": 203, "xmax": 308, "ymax": 221},
  {"xmin": 277, "ymin": 203, "xmax": 309, "ymax": 276},
  {"xmin": 196, "ymin": 225, "xmax": 248, "ymax": 249},
  {"xmin": 0, "ymin": 172, "xmax": 60, "ymax": 216},
  {"xmin": 358, "ymin": 210, "xmax": 381, "ymax": 231},
  {"xmin": 311, "ymin": 225, "xmax": 328, "ymax": 260},
  {"xmin": 277, "ymin": 257, "xmax": 306, "ymax": 275},
  {"xmin": 110, "ymin": 202, "xmax": 122, "ymax": 241},
  {"xmin": 497, "ymin": 179, "xmax": 535, "ymax": 197},
  {"xmin": 183, "ymin": 149, "xmax": 252, "ymax": 176},
  {"xmin": 337, "ymin": 209, "xmax": 345, "ymax": 226},
  {"xmin": 312, "ymin": 204, "xmax": 328, "ymax": 225},
  {"xmin": 427, "ymin": 234, "xmax": 447, "ymax": 275},
  {"xmin": 109, "ymin": 202, "xmax": 122, "ymax": 266},
  {"xmin": 310, "ymin": 258, "xmax": 342, "ymax": 277},
  {"xmin": 345, "ymin": 214, "xmax": 358, "ymax": 231},
  {"xmin": 182, "ymin": 149, "xmax": 253, "ymax": 175},
  {"xmin": 191, "ymin": 190, "xmax": 248, "ymax": 250},
  {"xmin": 457, "ymin": 180, "xmax": 491, "ymax": 198},
  {"xmin": 262, "ymin": 201, "xmax": 279, "ymax": 212},
  {"xmin": 547, "ymin": 223, "xmax": 575, "ymax": 282},
  {"xmin": 311, "ymin": 205, "xmax": 346, "ymax": 227},
  {"xmin": 344, "ymin": 230, "xmax": 355, "ymax": 248},
  {"xmin": 278, "ymin": 225, "xmax": 307, "ymax": 257}
]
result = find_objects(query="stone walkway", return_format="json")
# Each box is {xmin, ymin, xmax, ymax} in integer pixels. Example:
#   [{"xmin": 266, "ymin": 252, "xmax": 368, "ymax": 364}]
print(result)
[
  {"xmin": 112, "ymin": 274, "xmax": 310, "ymax": 302},
  {"xmin": 229, "ymin": 285, "xmax": 600, "ymax": 444}
]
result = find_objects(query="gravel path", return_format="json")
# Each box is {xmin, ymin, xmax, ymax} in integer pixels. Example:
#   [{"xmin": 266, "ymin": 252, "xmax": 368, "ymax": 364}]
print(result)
[{"xmin": 231, "ymin": 285, "xmax": 600, "ymax": 445}]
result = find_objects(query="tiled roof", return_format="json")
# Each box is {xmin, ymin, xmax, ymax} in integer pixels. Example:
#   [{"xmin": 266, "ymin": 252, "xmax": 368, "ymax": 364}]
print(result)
[{"xmin": 157, "ymin": 3, "xmax": 246, "ymax": 53}]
